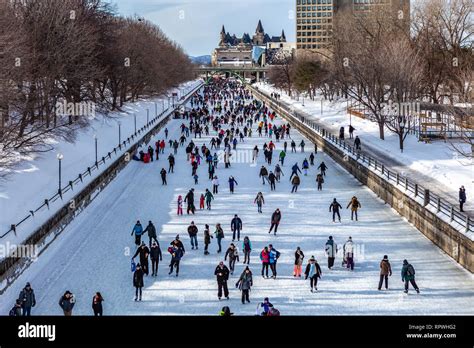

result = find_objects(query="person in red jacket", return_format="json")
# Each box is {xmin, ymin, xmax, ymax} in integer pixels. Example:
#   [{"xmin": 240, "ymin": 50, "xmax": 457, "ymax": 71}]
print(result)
[
  {"xmin": 159, "ymin": 140, "xmax": 166, "ymax": 154},
  {"xmin": 260, "ymin": 246, "xmax": 270, "ymax": 278},
  {"xmin": 199, "ymin": 194, "xmax": 205, "ymax": 210}
]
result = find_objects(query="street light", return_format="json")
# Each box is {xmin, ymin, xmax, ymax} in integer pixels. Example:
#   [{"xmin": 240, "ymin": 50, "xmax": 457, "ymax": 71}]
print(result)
[
  {"xmin": 399, "ymin": 117, "xmax": 406, "ymax": 153},
  {"xmin": 302, "ymin": 93, "xmax": 305, "ymax": 107},
  {"xmin": 321, "ymin": 98, "xmax": 323, "ymax": 115},
  {"xmin": 146, "ymin": 108, "xmax": 149, "ymax": 124},
  {"xmin": 134, "ymin": 114, "xmax": 137, "ymax": 134},
  {"xmin": 93, "ymin": 134, "xmax": 98, "ymax": 165},
  {"xmin": 57, "ymin": 153, "xmax": 63, "ymax": 194},
  {"xmin": 118, "ymin": 121, "xmax": 122, "ymax": 145}
]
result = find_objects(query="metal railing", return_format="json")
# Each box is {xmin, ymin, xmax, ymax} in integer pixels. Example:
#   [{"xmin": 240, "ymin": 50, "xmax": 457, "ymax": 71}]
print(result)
[
  {"xmin": 1, "ymin": 82, "xmax": 203, "ymax": 240},
  {"xmin": 251, "ymin": 86, "xmax": 473, "ymax": 235}
]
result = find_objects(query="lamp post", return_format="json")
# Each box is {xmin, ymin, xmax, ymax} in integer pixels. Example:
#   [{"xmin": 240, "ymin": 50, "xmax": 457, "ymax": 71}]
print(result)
[
  {"xmin": 146, "ymin": 108, "xmax": 149, "ymax": 125},
  {"xmin": 93, "ymin": 134, "xmax": 98, "ymax": 166},
  {"xmin": 57, "ymin": 153, "xmax": 63, "ymax": 194},
  {"xmin": 118, "ymin": 121, "xmax": 122, "ymax": 145},
  {"xmin": 400, "ymin": 117, "xmax": 406, "ymax": 153},
  {"xmin": 134, "ymin": 114, "xmax": 137, "ymax": 134},
  {"xmin": 320, "ymin": 98, "xmax": 323, "ymax": 115},
  {"xmin": 302, "ymin": 93, "xmax": 305, "ymax": 107}
]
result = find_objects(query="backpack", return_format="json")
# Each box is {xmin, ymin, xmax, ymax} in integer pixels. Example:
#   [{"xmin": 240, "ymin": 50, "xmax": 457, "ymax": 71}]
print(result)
[
  {"xmin": 407, "ymin": 264, "xmax": 415, "ymax": 276},
  {"xmin": 268, "ymin": 308, "xmax": 280, "ymax": 316}
]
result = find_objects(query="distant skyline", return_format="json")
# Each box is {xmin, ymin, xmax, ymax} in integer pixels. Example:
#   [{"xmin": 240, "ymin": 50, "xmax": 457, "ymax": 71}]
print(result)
[{"xmin": 106, "ymin": 0, "xmax": 296, "ymax": 56}]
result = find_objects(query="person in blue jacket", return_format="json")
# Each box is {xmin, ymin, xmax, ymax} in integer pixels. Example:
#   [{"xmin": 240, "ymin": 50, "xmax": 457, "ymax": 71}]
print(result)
[
  {"xmin": 131, "ymin": 220, "xmax": 143, "ymax": 246},
  {"xmin": 231, "ymin": 214, "xmax": 243, "ymax": 241},
  {"xmin": 289, "ymin": 163, "xmax": 301, "ymax": 180},
  {"xmin": 302, "ymin": 158, "xmax": 309, "ymax": 176},
  {"xmin": 268, "ymin": 244, "xmax": 280, "ymax": 279},
  {"xmin": 228, "ymin": 176, "xmax": 238, "ymax": 194}
]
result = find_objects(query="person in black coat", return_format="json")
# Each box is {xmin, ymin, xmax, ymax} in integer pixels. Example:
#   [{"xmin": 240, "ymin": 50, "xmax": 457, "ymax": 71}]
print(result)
[
  {"xmin": 92, "ymin": 292, "xmax": 104, "ymax": 316},
  {"xmin": 59, "ymin": 291, "xmax": 75, "ymax": 316},
  {"xmin": 143, "ymin": 221, "xmax": 158, "ymax": 247},
  {"xmin": 329, "ymin": 198, "xmax": 342, "ymax": 222},
  {"xmin": 160, "ymin": 168, "xmax": 167, "ymax": 185},
  {"xmin": 184, "ymin": 189, "xmax": 195, "ymax": 214},
  {"xmin": 214, "ymin": 261, "xmax": 230, "ymax": 300},
  {"xmin": 268, "ymin": 209, "xmax": 282, "ymax": 235},
  {"xmin": 230, "ymin": 214, "xmax": 243, "ymax": 242},
  {"xmin": 133, "ymin": 242, "xmax": 150, "ymax": 276},
  {"xmin": 459, "ymin": 186, "xmax": 466, "ymax": 212},
  {"xmin": 18, "ymin": 282, "xmax": 36, "ymax": 316},
  {"xmin": 150, "ymin": 242, "xmax": 163, "ymax": 277},
  {"xmin": 133, "ymin": 264, "xmax": 144, "ymax": 301}
]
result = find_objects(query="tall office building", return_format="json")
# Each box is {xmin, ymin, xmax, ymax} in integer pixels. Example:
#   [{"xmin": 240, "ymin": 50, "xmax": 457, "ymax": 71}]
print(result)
[{"xmin": 296, "ymin": 0, "xmax": 410, "ymax": 52}]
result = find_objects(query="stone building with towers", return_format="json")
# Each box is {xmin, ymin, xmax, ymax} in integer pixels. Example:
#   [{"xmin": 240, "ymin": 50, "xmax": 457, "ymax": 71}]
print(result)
[{"xmin": 211, "ymin": 20, "xmax": 288, "ymax": 67}]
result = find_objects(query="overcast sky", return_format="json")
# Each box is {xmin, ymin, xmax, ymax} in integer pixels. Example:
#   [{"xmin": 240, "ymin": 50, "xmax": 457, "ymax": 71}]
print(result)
[{"xmin": 106, "ymin": 0, "xmax": 296, "ymax": 56}]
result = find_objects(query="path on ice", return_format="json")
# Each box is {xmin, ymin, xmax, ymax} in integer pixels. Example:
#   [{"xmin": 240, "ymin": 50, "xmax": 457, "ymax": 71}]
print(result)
[
  {"xmin": 255, "ymin": 82, "xmax": 474, "ymax": 217},
  {"xmin": 1, "ymin": 89, "xmax": 473, "ymax": 315}
]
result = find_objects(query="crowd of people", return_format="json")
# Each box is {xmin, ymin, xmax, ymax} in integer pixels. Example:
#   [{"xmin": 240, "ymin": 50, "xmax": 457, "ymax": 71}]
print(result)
[{"xmin": 9, "ymin": 78, "xmax": 422, "ymax": 316}]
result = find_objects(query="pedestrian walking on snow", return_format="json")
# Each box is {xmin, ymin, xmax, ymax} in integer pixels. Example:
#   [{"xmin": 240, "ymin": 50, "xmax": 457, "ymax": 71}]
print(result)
[
  {"xmin": 378, "ymin": 255, "xmax": 392, "ymax": 290},
  {"xmin": 294, "ymin": 247, "xmax": 305, "ymax": 277},
  {"xmin": 231, "ymin": 214, "xmax": 243, "ymax": 241},
  {"xmin": 346, "ymin": 196, "xmax": 361, "ymax": 221},
  {"xmin": 214, "ymin": 223, "xmax": 225, "ymax": 253},
  {"xmin": 325, "ymin": 236, "xmax": 338, "ymax": 269},
  {"xmin": 459, "ymin": 186, "xmax": 466, "ymax": 212},
  {"xmin": 268, "ymin": 209, "xmax": 281, "ymax": 235},
  {"xmin": 401, "ymin": 260, "xmax": 420, "ymax": 294},
  {"xmin": 242, "ymin": 236, "xmax": 252, "ymax": 264},
  {"xmin": 18, "ymin": 282, "xmax": 36, "ymax": 316},
  {"xmin": 133, "ymin": 242, "xmax": 150, "ymax": 276},
  {"xmin": 92, "ymin": 292, "xmax": 104, "ymax": 316},
  {"xmin": 260, "ymin": 247, "xmax": 270, "ymax": 278},
  {"xmin": 150, "ymin": 241, "xmax": 162, "ymax": 277},
  {"xmin": 329, "ymin": 198, "xmax": 342, "ymax": 222},
  {"xmin": 204, "ymin": 224, "xmax": 213, "ymax": 255},
  {"xmin": 343, "ymin": 237, "xmax": 354, "ymax": 270},
  {"xmin": 187, "ymin": 221, "xmax": 198, "ymax": 250},
  {"xmin": 204, "ymin": 189, "xmax": 214, "ymax": 210},
  {"xmin": 177, "ymin": 195, "xmax": 183, "ymax": 215},
  {"xmin": 305, "ymin": 257, "xmax": 322, "ymax": 292},
  {"xmin": 131, "ymin": 220, "xmax": 144, "ymax": 246},
  {"xmin": 215, "ymin": 261, "xmax": 230, "ymax": 300},
  {"xmin": 133, "ymin": 264, "xmax": 144, "ymax": 301},
  {"xmin": 254, "ymin": 192, "xmax": 265, "ymax": 213},
  {"xmin": 291, "ymin": 174, "xmax": 300, "ymax": 193},
  {"xmin": 225, "ymin": 243, "xmax": 240, "ymax": 274},
  {"xmin": 236, "ymin": 267, "xmax": 253, "ymax": 304},
  {"xmin": 160, "ymin": 168, "xmax": 167, "ymax": 185},
  {"xmin": 144, "ymin": 220, "xmax": 158, "ymax": 247},
  {"xmin": 228, "ymin": 176, "xmax": 238, "ymax": 193},
  {"xmin": 59, "ymin": 291, "xmax": 76, "ymax": 315}
]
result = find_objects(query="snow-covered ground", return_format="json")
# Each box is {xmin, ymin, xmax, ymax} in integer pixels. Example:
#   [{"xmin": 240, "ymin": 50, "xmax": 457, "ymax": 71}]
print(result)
[
  {"xmin": 255, "ymin": 82, "xmax": 474, "ymax": 213},
  {"xmin": 1, "ymin": 85, "xmax": 473, "ymax": 316},
  {"xmin": 0, "ymin": 80, "xmax": 203, "ymax": 247}
]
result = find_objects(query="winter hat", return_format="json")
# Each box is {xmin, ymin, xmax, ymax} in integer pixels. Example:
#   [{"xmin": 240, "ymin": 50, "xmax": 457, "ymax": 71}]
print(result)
[
  {"xmin": 383, "ymin": 255, "xmax": 388, "ymax": 260},
  {"xmin": 348, "ymin": 236, "xmax": 352, "ymax": 241},
  {"xmin": 176, "ymin": 235, "xmax": 180, "ymax": 239},
  {"xmin": 310, "ymin": 256, "xmax": 315, "ymax": 261},
  {"xmin": 403, "ymin": 259, "xmax": 408, "ymax": 265},
  {"xmin": 136, "ymin": 263, "xmax": 141, "ymax": 268},
  {"xmin": 329, "ymin": 236, "xmax": 333, "ymax": 240},
  {"xmin": 25, "ymin": 282, "xmax": 31, "ymax": 287}
]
